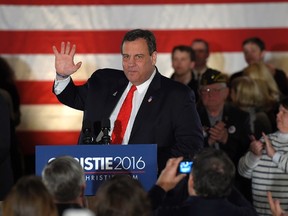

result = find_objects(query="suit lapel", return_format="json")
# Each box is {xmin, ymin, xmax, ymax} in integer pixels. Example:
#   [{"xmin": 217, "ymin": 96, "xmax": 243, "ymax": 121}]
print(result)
[
  {"xmin": 101, "ymin": 78, "xmax": 129, "ymax": 121},
  {"xmin": 129, "ymin": 71, "xmax": 162, "ymax": 142}
]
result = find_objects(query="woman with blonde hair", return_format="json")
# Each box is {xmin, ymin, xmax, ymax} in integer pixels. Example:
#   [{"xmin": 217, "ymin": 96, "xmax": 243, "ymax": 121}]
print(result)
[
  {"xmin": 230, "ymin": 76, "xmax": 272, "ymax": 139},
  {"xmin": 244, "ymin": 62, "xmax": 280, "ymax": 105},
  {"xmin": 243, "ymin": 62, "xmax": 281, "ymax": 130}
]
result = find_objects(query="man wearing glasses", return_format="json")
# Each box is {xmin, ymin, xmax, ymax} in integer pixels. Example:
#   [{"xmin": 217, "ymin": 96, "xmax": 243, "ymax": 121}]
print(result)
[{"xmin": 197, "ymin": 69, "xmax": 253, "ymax": 203}]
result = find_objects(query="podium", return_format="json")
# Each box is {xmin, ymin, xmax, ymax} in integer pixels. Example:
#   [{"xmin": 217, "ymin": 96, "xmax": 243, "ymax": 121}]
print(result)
[{"xmin": 35, "ymin": 144, "xmax": 157, "ymax": 195}]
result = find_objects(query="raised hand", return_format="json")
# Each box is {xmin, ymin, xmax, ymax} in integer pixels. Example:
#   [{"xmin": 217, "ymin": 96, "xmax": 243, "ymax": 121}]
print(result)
[
  {"xmin": 52, "ymin": 41, "xmax": 82, "ymax": 77},
  {"xmin": 156, "ymin": 157, "xmax": 187, "ymax": 192},
  {"xmin": 267, "ymin": 191, "xmax": 287, "ymax": 216},
  {"xmin": 249, "ymin": 134, "xmax": 264, "ymax": 156},
  {"xmin": 262, "ymin": 132, "xmax": 276, "ymax": 158}
]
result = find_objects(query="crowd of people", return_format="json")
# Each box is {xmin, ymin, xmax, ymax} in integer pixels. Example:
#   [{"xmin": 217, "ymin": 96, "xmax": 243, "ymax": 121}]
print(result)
[{"xmin": 1, "ymin": 28, "xmax": 288, "ymax": 216}]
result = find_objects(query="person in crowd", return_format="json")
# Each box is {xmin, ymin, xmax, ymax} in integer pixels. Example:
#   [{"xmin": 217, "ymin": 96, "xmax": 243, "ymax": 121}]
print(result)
[
  {"xmin": 229, "ymin": 37, "xmax": 288, "ymax": 96},
  {"xmin": 0, "ymin": 56, "xmax": 23, "ymax": 182},
  {"xmin": 268, "ymin": 191, "xmax": 288, "ymax": 216},
  {"xmin": 149, "ymin": 148, "xmax": 258, "ymax": 216},
  {"xmin": 191, "ymin": 38, "xmax": 221, "ymax": 83},
  {"xmin": 0, "ymin": 93, "xmax": 13, "ymax": 201},
  {"xmin": 52, "ymin": 29, "xmax": 203, "ymax": 173},
  {"xmin": 238, "ymin": 97, "xmax": 288, "ymax": 215},
  {"xmin": 42, "ymin": 155, "xmax": 86, "ymax": 216},
  {"xmin": 91, "ymin": 175, "xmax": 151, "ymax": 216},
  {"xmin": 243, "ymin": 62, "xmax": 281, "ymax": 131},
  {"xmin": 170, "ymin": 45, "xmax": 199, "ymax": 102},
  {"xmin": 230, "ymin": 76, "xmax": 272, "ymax": 139},
  {"xmin": 2, "ymin": 175, "xmax": 58, "ymax": 216},
  {"xmin": 197, "ymin": 69, "xmax": 252, "ymax": 201},
  {"xmin": 0, "ymin": 57, "xmax": 21, "ymax": 126}
]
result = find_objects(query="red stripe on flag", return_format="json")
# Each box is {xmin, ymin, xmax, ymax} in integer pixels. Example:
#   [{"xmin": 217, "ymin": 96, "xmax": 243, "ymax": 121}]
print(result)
[
  {"xmin": 2, "ymin": 0, "xmax": 287, "ymax": 5},
  {"xmin": 16, "ymin": 81, "xmax": 85, "ymax": 105},
  {"xmin": 1, "ymin": 29, "xmax": 288, "ymax": 54},
  {"xmin": 17, "ymin": 131, "xmax": 79, "ymax": 154}
]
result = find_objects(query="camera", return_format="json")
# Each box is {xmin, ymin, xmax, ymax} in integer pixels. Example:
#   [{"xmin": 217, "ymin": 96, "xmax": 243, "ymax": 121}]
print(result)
[{"xmin": 178, "ymin": 160, "xmax": 193, "ymax": 174}]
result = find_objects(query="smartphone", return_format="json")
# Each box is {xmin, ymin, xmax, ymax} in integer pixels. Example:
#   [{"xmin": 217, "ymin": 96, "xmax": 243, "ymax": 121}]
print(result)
[{"xmin": 178, "ymin": 160, "xmax": 193, "ymax": 174}]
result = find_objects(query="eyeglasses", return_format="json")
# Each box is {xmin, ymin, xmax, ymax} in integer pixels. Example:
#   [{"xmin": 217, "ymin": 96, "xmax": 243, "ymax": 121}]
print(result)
[{"xmin": 199, "ymin": 87, "xmax": 226, "ymax": 95}]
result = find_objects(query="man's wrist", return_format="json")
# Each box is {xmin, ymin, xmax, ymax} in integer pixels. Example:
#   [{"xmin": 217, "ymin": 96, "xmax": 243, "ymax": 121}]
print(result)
[{"xmin": 56, "ymin": 72, "xmax": 70, "ymax": 79}]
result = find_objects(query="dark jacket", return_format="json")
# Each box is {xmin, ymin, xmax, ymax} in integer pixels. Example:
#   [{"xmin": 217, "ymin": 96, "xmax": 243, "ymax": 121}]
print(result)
[
  {"xmin": 54, "ymin": 67, "xmax": 203, "ymax": 172},
  {"xmin": 0, "ymin": 94, "xmax": 14, "ymax": 200},
  {"xmin": 149, "ymin": 185, "xmax": 258, "ymax": 216}
]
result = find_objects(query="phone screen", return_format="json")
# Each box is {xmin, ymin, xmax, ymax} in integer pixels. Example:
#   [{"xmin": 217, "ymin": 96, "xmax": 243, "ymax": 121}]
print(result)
[{"xmin": 178, "ymin": 160, "xmax": 193, "ymax": 174}]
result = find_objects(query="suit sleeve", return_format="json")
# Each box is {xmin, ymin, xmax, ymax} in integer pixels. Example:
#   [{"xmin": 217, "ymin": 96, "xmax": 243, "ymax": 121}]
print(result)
[
  {"xmin": 53, "ymin": 77, "xmax": 89, "ymax": 111},
  {"xmin": 171, "ymin": 87, "xmax": 204, "ymax": 158}
]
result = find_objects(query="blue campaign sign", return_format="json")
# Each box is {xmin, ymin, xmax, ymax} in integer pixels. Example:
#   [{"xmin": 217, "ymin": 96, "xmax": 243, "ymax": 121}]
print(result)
[{"xmin": 35, "ymin": 144, "xmax": 157, "ymax": 195}]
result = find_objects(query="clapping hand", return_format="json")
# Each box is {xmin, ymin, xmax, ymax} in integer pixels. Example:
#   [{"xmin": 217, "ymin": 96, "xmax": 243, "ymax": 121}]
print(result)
[
  {"xmin": 262, "ymin": 132, "xmax": 276, "ymax": 158},
  {"xmin": 208, "ymin": 121, "xmax": 228, "ymax": 145},
  {"xmin": 249, "ymin": 134, "xmax": 264, "ymax": 156}
]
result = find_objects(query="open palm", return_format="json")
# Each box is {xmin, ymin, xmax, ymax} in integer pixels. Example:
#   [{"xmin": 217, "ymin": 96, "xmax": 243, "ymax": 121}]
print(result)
[{"xmin": 53, "ymin": 41, "xmax": 82, "ymax": 76}]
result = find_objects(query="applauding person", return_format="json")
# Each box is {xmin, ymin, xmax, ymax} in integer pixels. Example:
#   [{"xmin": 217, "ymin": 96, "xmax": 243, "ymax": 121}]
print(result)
[{"xmin": 238, "ymin": 97, "xmax": 288, "ymax": 215}]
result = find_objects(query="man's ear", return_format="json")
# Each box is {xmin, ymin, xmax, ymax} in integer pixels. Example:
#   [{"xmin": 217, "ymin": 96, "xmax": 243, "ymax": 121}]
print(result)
[
  {"xmin": 188, "ymin": 174, "xmax": 196, "ymax": 196},
  {"xmin": 190, "ymin": 61, "xmax": 195, "ymax": 70},
  {"xmin": 260, "ymin": 50, "xmax": 266, "ymax": 60}
]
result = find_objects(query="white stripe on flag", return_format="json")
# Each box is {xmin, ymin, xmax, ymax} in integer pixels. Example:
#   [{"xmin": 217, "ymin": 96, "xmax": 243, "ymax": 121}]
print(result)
[{"xmin": 1, "ymin": 3, "xmax": 288, "ymax": 30}]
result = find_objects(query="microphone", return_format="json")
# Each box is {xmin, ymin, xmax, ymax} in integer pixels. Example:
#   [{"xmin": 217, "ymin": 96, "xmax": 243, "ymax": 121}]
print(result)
[
  {"xmin": 82, "ymin": 120, "xmax": 94, "ymax": 144},
  {"xmin": 99, "ymin": 119, "xmax": 111, "ymax": 145}
]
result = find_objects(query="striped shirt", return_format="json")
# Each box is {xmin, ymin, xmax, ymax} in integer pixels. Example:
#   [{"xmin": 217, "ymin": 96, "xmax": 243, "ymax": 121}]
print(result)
[{"xmin": 238, "ymin": 131, "xmax": 288, "ymax": 216}]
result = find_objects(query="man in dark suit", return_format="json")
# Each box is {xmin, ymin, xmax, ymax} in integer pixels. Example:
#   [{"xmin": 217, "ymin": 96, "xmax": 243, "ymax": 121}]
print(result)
[
  {"xmin": 52, "ymin": 29, "xmax": 203, "ymax": 172},
  {"xmin": 0, "ymin": 93, "xmax": 14, "ymax": 200},
  {"xmin": 149, "ymin": 148, "xmax": 258, "ymax": 216}
]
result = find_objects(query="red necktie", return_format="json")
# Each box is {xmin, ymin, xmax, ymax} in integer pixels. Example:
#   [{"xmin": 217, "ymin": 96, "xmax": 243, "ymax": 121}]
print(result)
[{"xmin": 111, "ymin": 85, "xmax": 137, "ymax": 144}]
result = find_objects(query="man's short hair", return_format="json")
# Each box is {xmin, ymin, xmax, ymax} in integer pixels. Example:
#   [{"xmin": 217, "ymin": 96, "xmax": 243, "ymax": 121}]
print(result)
[
  {"xmin": 42, "ymin": 155, "xmax": 85, "ymax": 202},
  {"xmin": 92, "ymin": 175, "xmax": 151, "ymax": 216},
  {"xmin": 242, "ymin": 37, "xmax": 265, "ymax": 51},
  {"xmin": 191, "ymin": 39, "xmax": 210, "ymax": 53},
  {"xmin": 121, "ymin": 29, "xmax": 156, "ymax": 55},
  {"xmin": 192, "ymin": 148, "xmax": 235, "ymax": 198},
  {"xmin": 172, "ymin": 45, "xmax": 196, "ymax": 61}
]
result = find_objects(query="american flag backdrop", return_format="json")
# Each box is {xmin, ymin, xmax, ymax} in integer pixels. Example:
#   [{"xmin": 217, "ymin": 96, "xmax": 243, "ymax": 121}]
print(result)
[{"xmin": 1, "ymin": 0, "xmax": 288, "ymax": 155}]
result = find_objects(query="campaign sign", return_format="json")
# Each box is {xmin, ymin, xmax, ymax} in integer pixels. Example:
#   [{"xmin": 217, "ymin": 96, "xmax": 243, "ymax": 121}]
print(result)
[{"xmin": 35, "ymin": 144, "xmax": 157, "ymax": 195}]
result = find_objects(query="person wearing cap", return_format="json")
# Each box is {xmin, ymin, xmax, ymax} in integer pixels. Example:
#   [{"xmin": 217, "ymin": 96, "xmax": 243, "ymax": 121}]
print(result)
[{"xmin": 197, "ymin": 69, "xmax": 253, "ymax": 202}]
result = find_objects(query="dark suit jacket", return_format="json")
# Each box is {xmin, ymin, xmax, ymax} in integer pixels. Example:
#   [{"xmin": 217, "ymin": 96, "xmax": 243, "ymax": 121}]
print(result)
[
  {"xmin": 54, "ymin": 67, "xmax": 203, "ymax": 171},
  {"xmin": 170, "ymin": 72, "xmax": 199, "ymax": 102},
  {"xmin": 197, "ymin": 103, "xmax": 251, "ymax": 166},
  {"xmin": 149, "ymin": 185, "xmax": 258, "ymax": 216},
  {"xmin": 0, "ymin": 94, "xmax": 14, "ymax": 200}
]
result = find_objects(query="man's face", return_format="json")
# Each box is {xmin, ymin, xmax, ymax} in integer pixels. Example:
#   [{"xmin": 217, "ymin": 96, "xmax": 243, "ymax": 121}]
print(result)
[
  {"xmin": 172, "ymin": 50, "xmax": 194, "ymax": 76},
  {"xmin": 191, "ymin": 41, "xmax": 209, "ymax": 67},
  {"xmin": 277, "ymin": 105, "xmax": 288, "ymax": 133},
  {"xmin": 122, "ymin": 38, "xmax": 157, "ymax": 86},
  {"xmin": 243, "ymin": 42, "xmax": 264, "ymax": 65},
  {"xmin": 199, "ymin": 83, "xmax": 228, "ymax": 109}
]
